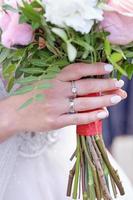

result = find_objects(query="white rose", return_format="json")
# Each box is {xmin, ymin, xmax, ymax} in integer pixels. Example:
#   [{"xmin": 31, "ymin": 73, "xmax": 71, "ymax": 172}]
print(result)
[
  {"xmin": 0, "ymin": 0, "xmax": 31, "ymax": 7},
  {"xmin": 43, "ymin": 0, "xmax": 103, "ymax": 34}
]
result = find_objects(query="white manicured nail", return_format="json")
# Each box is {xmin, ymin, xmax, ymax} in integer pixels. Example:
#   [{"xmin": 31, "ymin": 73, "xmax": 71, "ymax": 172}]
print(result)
[
  {"xmin": 97, "ymin": 111, "xmax": 108, "ymax": 119},
  {"xmin": 115, "ymin": 80, "xmax": 124, "ymax": 88},
  {"xmin": 122, "ymin": 91, "xmax": 127, "ymax": 99},
  {"xmin": 111, "ymin": 95, "xmax": 122, "ymax": 104},
  {"xmin": 104, "ymin": 64, "xmax": 113, "ymax": 72}
]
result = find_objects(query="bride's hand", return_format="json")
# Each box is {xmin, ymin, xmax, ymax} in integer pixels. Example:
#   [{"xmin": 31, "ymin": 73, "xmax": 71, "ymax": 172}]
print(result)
[{"xmin": 0, "ymin": 63, "xmax": 127, "ymax": 141}]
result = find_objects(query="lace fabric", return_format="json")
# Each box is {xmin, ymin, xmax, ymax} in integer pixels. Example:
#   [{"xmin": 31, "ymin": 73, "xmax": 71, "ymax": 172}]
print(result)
[{"xmin": 18, "ymin": 131, "xmax": 59, "ymax": 158}]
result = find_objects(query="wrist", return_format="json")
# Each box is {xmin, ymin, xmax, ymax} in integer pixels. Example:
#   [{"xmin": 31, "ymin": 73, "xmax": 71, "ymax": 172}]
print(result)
[{"xmin": 0, "ymin": 97, "xmax": 20, "ymax": 142}]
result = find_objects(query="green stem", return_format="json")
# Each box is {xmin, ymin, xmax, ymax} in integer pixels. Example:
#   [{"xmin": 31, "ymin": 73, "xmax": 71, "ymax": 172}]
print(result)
[
  {"xmin": 95, "ymin": 135, "xmax": 125, "ymax": 195},
  {"xmin": 81, "ymin": 136, "xmax": 101, "ymax": 199},
  {"xmin": 87, "ymin": 137, "xmax": 112, "ymax": 200},
  {"xmin": 72, "ymin": 135, "xmax": 80, "ymax": 199},
  {"xmin": 88, "ymin": 164, "xmax": 96, "ymax": 200},
  {"xmin": 110, "ymin": 176, "xmax": 118, "ymax": 198},
  {"xmin": 66, "ymin": 163, "xmax": 76, "ymax": 197}
]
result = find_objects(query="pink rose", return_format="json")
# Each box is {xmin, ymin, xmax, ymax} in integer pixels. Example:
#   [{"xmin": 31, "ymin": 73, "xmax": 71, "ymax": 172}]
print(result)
[
  {"xmin": 101, "ymin": 0, "xmax": 133, "ymax": 45},
  {"xmin": 0, "ymin": 0, "xmax": 34, "ymax": 48},
  {"xmin": 108, "ymin": 0, "xmax": 133, "ymax": 16}
]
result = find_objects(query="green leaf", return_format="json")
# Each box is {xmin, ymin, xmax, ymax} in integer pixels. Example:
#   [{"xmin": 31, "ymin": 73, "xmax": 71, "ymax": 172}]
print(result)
[
  {"xmin": 47, "ymin": 65, "xmax": 61, "ymax": 73},
  {"xmin": 115, "ymin": 64, "xmax": 128, "ymax": 77},
  {"xmin": 73, "ymin": 39, "xmax": 94, "ymax": 51},
  {"xmin": 2, "ymin": 4, "xmax": 18, "ymax": 12},
  {"xmin": 34, "ymin": 93, "xmax": 44, "ymax": 101},
  {"xmin": 110, "ymin": 52, "xmax": 123, "ymax": 63},
  {"xmin": 125, "ymin": 64, "xmax": 133, "ymax": 79},
  {"xmin": 20, "ymin": 68, "xmax": 44, "ymax": 74},
  {"xmin": 10, "ymin": 49, "xmax": 26, "ymax": 60},
  {"xmin": 108, "ymin": 57, "xmax": 127, "ymax": 77},
  {"xmin": 52, "ymin": 27, "xmax": 68, "ymax": 42},
  {"xmin": 30, "ymin": 59, "xmax": 48, "ymax": 67},
  {"xmin": 11, "ymin": 85, "xmax": 34, "ymax": 95},
  {"xmin": 67, "ymin": 42, "xmax": 77, "ymax": 62},
  {"xmin": 104, "ymin": 38, "xmax": 111, "ymax": 56},
  {"xmin": 31, "ymin": 22, "xmax": 40, "ymax": 30},
  {"xmin": 19, "ymin": 14, "xmax": 28, "ymax": 24},
  {"xmin": 6, "ymin": 76, "xmax": 15, "ymax": 92},
  {"xmin": 42, "ymin": 73, "xmax": 57, "ymax": 79},
  {"xmin": 35, "ymin": 82, "xmax": 52, "ymax": 90},
  {"xmin": 16, "ymin": 76, "xmax": 41, "ymax": 84},
  {"xmin": 52, "ymin": 59, "xmax": 69, "ymax": 67},
  {"xmin": 45, "ymin": 71, "xmax": 59, "ymax": 79},
  {"xmin": 20, "ymin": 2, "xmax": 41, "ymax": 24},
  {"xmin": 125, "ymin": 51, "xmax": 133, "ymax": 58},
  {"xmin": 3, "ymin": 64, "xmax": 16, "ymax": 79},
  {"xmin": 0, "ymin": 49, "xmax": 10, "ymax": 63},
  {"xmin": 112, "ymin": 45, "xmax": 126, "ymax": 59},
  {"xmin": 18, "ymin": 98, "xmax": 34, "ymax": 110},
  {"xmin": 41, "ymin": 18, "xmax": 55, "ymax": 46}
]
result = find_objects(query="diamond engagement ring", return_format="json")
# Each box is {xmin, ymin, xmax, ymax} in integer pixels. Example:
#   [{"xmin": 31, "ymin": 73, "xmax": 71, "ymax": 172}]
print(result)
[{"xmin": 71, "ymin": 80, "xmax": 78, "ymax": 98}]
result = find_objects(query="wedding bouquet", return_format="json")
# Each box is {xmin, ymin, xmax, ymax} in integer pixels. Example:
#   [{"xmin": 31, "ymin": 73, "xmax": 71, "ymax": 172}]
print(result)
[{"xmin": 0, "ymin": 0, "xmax": 133, "ymax": 199}]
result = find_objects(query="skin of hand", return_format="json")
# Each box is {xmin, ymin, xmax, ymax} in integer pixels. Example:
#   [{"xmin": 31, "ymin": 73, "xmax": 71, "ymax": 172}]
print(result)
[{"xmin": 0, "ymin": 62, "xmax": 127, "ymax": 142}]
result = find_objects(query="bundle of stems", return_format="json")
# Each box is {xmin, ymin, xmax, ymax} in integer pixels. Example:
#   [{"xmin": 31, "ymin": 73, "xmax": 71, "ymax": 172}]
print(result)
[{"xmin": 67, "ymin": 124, "xmax": 125, "ymax": 200}]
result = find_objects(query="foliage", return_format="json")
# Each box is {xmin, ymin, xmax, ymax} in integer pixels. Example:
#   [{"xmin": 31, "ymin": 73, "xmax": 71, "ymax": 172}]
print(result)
[{"xmin": 0, "ymin": 0, "xmax": 133, "ymax": 94}]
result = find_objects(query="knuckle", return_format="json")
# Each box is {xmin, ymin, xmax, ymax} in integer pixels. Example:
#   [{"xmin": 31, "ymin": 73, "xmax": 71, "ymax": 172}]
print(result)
[
  {"xmin": 73, "ymin": 116, "xmax": 80, "ymax": 124},
  {"xmin": 76, "ymin": 64, "xmax": 84, "ymax": 75},
  {"xmin": 98, "ymin": 97, "xmax": 105, "ymax": 106},
  {"xmin": 83, "ymin": 115, "xmax": 95, "ymax": 124},
  {"xmin": 105, "ymin": 79, "xmax": 113, "ymax": 89},
  {"xmin": 59, "ymin": 64, "xmax": 73, "ymax": 74},
  {"xmin": 45, "ymin": 117, "xmax": 56, "ymax": 129},
  {"xmin": 86, "ymin": 80, "xmax": 95, "ymax": 92},
  {"xmin": 78, "ymin": 100, "xmax": 89, "ymax": 110},
  {"xmin": 44, "ymin": 103, "xmax": 51, "ymax": 112},
  {"xmin": 44, "ymin": 101, "xmax": 55, "ymax": 113},
  {"xmin": 69, "ymin": 63, "xmax": 80, "ymax": 70},
  {"xmin": 81, "ymin": 117, "xmax": 90, "ymax": 124}
]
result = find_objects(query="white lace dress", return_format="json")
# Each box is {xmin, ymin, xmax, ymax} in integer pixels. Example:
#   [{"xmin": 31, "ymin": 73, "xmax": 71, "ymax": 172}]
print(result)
[{"xmin": 0, "ymin": 78, "xmax": 133, "ymax": 200}]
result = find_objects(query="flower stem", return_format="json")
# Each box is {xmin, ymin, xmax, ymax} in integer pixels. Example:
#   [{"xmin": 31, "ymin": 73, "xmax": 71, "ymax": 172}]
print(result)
[
  {"xmin": 87, "ymin": 137, "xmax": 113, "ymax": 200},
  {"xmin": 66, "ymin": 163, "xmax": 76, "ymax": 197},
  {"xmin": 95, "ymin": 135, "xmax": 125, "ymax": 195},
  {"xmin": 81, "ymin": 136, "xmax": 101, "ymax": 200},
  {"xmin": 72, "ymin": 135, "xmax": 80, "ymax": 199}
]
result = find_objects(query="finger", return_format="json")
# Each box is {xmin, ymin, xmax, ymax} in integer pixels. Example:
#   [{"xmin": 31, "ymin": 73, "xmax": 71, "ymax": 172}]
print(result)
[
  {"xmin": 74, "ymin": 94, "xmax": 124, "ymax": 112},
  {"xmin": 57, "ymin": 63, "xmax": 113, "ymax": 81},
  {"xmin": 102, "ymin": 89, "xmax": 127, "ymax": 99},
  {"xmin": 57, "ymin": 108, "xmax": 109, "ymax": 127},
  {"xmin": 62, "ymin": 94, "xmax": 125, "ymax": 114},
  {"xmin": 63, "ymin": 78, "xmax": 124, "ymax": 97}
]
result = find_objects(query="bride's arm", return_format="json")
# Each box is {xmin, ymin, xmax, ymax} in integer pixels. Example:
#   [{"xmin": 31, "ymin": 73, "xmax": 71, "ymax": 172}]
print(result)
[{"xmin": 0, "ymin": 97, "xmax": 20, "ymax": 142}]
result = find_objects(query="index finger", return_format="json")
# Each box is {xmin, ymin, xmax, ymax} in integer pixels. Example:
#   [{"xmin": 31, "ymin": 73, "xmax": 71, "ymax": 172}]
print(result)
[{"xmin": 57, "ymin": 63, "xmax": 113, "ymax": 81}]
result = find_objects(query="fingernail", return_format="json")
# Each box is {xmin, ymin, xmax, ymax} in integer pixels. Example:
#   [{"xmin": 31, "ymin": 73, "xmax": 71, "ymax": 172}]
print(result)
[
  {"xmin": 103, "ymin": 107, "xmax": 108, "ymax": 113},
  {"xmin": 104, "ymin": 64, "xmax": 113, "ymax": 72},
  {"xmin": 111, "ymin": 95, "xmax": 122, "ymax": 104},
  {"xmin": 122, "ymin": 91, "xmax": 127, "ymax": 99},
  {"xmin": 97, "ymin": 111, "xmax": 109, "ymax": 119},
  {"xmin": 115, "ymin": 80, "xmax": 124, "ymax": 88}
]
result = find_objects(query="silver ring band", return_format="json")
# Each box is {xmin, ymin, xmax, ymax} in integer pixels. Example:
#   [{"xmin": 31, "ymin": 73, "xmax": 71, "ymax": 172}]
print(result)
[
  {"xmin": 68, "ymin": 98, "xmax": 76, "ymax": 114},
  {"xmin": 71, "ymin": 81, "xmax": 78, "ymax": 98}
]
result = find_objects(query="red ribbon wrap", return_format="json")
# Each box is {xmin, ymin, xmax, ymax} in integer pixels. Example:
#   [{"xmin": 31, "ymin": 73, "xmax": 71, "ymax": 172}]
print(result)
[{"xmin": 77, "ymin": 93, "xmax": 102, "ymax": 136}]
